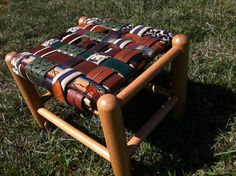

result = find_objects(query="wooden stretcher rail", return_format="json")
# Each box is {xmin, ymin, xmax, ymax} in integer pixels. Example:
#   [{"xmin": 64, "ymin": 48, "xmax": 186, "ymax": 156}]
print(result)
[
  {"xmin": 37, "ymin": 108, "xmax": 110, "ymax": 161},
  {"xmin": 40, "ymin": 92, "xmax": 53, "ymax": 103},
  {"xmin": 117, "ymin": 47, "xmax": 181, "ymax": 105},
  {"xmin": 127, "ymin": 96, "xmax": 178, "ymax": 155},
  {"xmin": 145, "ymin": 84, "xmax": 170, "ymax": 97}
]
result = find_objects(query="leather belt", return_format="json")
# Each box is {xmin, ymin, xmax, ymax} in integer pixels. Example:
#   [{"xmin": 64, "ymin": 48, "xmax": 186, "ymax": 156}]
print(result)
[
  {"xmin": 73, "ymin": 60, "xmax": 99, "ymax": 74},
  {"xmin": 25, "ymin": 56, "xmax": 58, "ymax": 86},
  {"xmin": 11, "ymin": 52, "xmax": 32, "ymax": 77},
  {"xmin": 114, "ymin": 49, "xmax": 139, "ymax": 63},
  {"xmin": 80, "ymin": 23, "xmax": 108, "ymax": 33},
  {"xmin": 122, "ymin": 34, "xmax": 162, "ymax": 57},
  {"xmin": 90, "ymin": 25, "xmax": 108, "ymax": 33},
  {"xmin": 66, "ymin": 26, "xmax": 79, "ymax": 33},
  {"xmin": 52, "ymin": 68, "xmax": 82, "ymax": 102},
  {"xmin": 75, "ymin": 37, "xmax": 95, "ymax": 49},
  {"xmin": 49, "ymin": 41, "xmax": 87, "ymax": 57},
  {"xmin": 100, "ymin": 58, "xmax": 134, "ymax": 78},
  {"xmin": 82, "ymin": 24, "xmax": 96, "ymax": 31},
  {"xmin": 103, "ymin": 44, "xmax": 121, "ymax": 56},
  {"xmin": 81, "ymin": 17, "xmax": 127, "ymax": 31},
  {"xmin": 54, "ymin": 31, "xmax": 72, "ymax": 41},
  {"xmin": 44, "ymin": 51, "xmax": 74, "ymax": 65},
  {"xmin": 86, "ymin": 66, "xmax": 115, "ymax": 84},
  {"xmin": 61, "ymin": 33, "xmax": 85, "ymax": 44},
  {"xmin": 150, "ymin": 41, "xmax": 166, "ymax": 54},
  {"xmin": 123, "ymin": 33, "xmax": 156, "ymax": 46},
  {"xmin": 102, "ymin": 73, "xmax": 125, "ymax": 91},
  {"xmin": 62, "ymin": 56, "xmax": 85, "ymax": 68},
  {"xmin": 102, "ymin": 35, "xmax": 118, "ymax": 44},
  {"xmin": 125, "ymin": 42, "xmax": 155, "ymax": 58},
  {"xmin": 67, "ymin": 89, "xmax": 85, "ymax": 110},
  {"xmin": 28, "ymin": 45, "xmax": 45, "ymax": 53},
  {"xmin": 81, "ymin": 17, "xmax": 105, "ymax": 25},
  {"xmin": 123, "ymin": 33, "xmax": 142, "ymax": 42},
  {"xmin": 142, "ymin": 28, "xmax": 173, "ymax": 45},
  {"xmin": 68, "ymin": 75, "xmax": 107, "ymax": 102},
  {"xmin": 89, "ymin": 42, "xmax": 109, "ymax": 53},
  {"xmin": 46, "ymin": 65, "xmax": 64, "ymax": 79},
  {"xmin": 129, "ymin": 25, "xmax": 152, "ymax": 36},
  {"xmin": 86, "ymin": 31, "xmax": 107, "ymax": 42},
  {"xmin": 86, "ymin": 53, "xmax": 110, "ymax": 65},
  {"xmin": 113, "ymin": 38, "xmax": 132, "ymax": 49},
  {"xmin": 70, "ymin": 28, "xmax": 88, "ymax": 35},
  {"xmin": 62, "ymin": 51, "xmax": 94, "ymax": 68},
  {"xmin": 108, "ymin": 30, "xmax": 127, "ymax": 38},
  {"xmin": 102, "ymin": 20, "xmax": 127, "ymax": 31},
  {"xmin": 135, "ymin": 45, "xmax": 155, "ymax": 57},
  {"xmin": 114, "ymin": 49, "xmax": 145, "ymax": 70},
  {"xmin": 86, "ymin": 65, "xmax": 126, "ymax": 91},
  {"xmin": 33, "ymin": 47, "xmax": 57, "ymax": 58},
  {"xmin": 19, "ymin": 55, "xmax": 37, "ymax": 78},
  {"xmin": 141, "ymin": 37, "xmax": 158, "ymax": 46},
  {"xmin": 125, "ymin": 42, "xmax": 140, "ymax": 49},
  {"xmin": 46, "ymin": 66, "xmax": 64, "ymax": 91}
]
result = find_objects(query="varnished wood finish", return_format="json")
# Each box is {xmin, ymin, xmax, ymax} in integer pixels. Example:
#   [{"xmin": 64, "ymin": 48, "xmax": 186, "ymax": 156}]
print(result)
[
  {"xmin": 78, "ymin": 16, "xmax": 88, "ymax": 25},
  {"xmin": 37, "ymin": 108, "xmax": 110, "ymax": 161},
  {"xmin": 5, "ymin": 52, "xmax": 46, "ymax": 128},
  {"xmin": 171, "ymin": 34, "xmax": 189, "ymax": 120},
  {"xmin": 97, "ymin": 94, "xmax": 131, "ymax": 176}
]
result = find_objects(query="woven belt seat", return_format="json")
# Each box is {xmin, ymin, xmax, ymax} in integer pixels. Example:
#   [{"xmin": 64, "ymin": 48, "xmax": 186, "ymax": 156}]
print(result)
[{"xmin": 10, "ymin": 16, "xmax": 173, "ymax": 111}]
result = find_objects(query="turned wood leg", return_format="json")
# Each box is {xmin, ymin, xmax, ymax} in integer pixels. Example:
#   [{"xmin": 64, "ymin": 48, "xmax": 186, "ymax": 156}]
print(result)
[
  {"xmin": 5, "ymin": 51, "xmax": 46, "ymax": 129},
  {"xmin": 171, "ymin": 34, "xmax": 189, "ymax": 120},
  {"xmin": 97, "ymin": 94, "xmax": 131, "ymax": 176}
]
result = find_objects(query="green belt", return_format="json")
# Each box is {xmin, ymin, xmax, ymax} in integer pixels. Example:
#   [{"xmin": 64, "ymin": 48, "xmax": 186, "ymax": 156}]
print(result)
[
  {"xmin": 101, "ymin": 58, "xmax": 134, "ymax": 78},
  {"xmin": 51, "ymin": 41, "xmax": 86, "ymax": 57},
  {"xmin": 102, "ymin": 21, "xmax": 126, "ymax": 30},
  {"xmin": 86, "ymin": 32, "xmax": 107, "ymax": 42},
  {"xmin": 26, "ymin": 57, "xmax": 58, "ymax": 86}
]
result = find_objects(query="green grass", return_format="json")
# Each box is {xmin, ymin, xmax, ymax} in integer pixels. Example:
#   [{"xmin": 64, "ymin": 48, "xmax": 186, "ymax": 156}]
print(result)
[{"xmin": 0, "ymin": 0, "xmax": 236, "ymax": 175}]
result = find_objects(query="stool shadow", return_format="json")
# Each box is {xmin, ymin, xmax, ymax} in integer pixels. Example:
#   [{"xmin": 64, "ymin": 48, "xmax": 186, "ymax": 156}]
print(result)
[
  {"xmin": 47, "ymin": 77, "xmax": 235, "ymax": 175},
  {"xmin": 123, "ymin": 80, "xmax": 236, "ymax": 175}
]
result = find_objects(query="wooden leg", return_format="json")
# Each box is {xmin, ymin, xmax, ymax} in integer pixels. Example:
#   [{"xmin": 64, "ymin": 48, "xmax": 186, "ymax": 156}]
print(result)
[
  {"xmin": 97, "ymin": 94, "xmax": 131, "ymax": 176},
  {"xmin": 171, "ymin": 34, "xmax": 189, "ymax": 120},
  {"xmin": 5, "ymin": 52, "xmax": 46, "ymax": 129}
]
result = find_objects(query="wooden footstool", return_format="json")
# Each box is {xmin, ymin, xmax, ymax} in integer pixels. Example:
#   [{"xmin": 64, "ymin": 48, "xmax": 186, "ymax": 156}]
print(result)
[{"xmin": 5, "ymin": 16, "xmax": 189, "ymax": 176}]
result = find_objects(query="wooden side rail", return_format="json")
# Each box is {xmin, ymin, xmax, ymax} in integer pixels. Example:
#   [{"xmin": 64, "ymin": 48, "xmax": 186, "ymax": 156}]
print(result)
[
  {"xmin": 37, "ymin": 108, "xmax": 110, "ymax": 161},
  {"xmin": 37, "ymin": 97, "xmax": 177, "ymax": 160},
  {"xmin": 117, "ymin": 47, "xmax": 181, "ymax": 105},
  {"xmin": 127, "ymin": 96, "xmax": 178, "ymax": 154}
]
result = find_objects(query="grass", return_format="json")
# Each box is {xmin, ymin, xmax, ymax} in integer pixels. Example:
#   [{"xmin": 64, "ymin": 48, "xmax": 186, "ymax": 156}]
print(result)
[{"xmin": 0, "ymin": 0, "xmax": 236, "ymax": 175}]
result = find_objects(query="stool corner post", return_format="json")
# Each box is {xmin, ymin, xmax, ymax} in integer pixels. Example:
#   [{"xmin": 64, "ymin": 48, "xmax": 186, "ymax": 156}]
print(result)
[
  {"xmin": 78, "ymin": 16, "xmax": 88, "ymax": 26},
  {"xmin": 171, "ymin": 34, "xmax": 189, "ymax": 120},
  {"xmin": 5, "ymin": 51, "xmax": 17, "ymax": 64},
  {"xmin": 5, "ymin": 51, "xmax": 46, "ymax": 129},
  {"xmin": 97, "ymin": 94, "xmax": 131, "ymax": 176}
]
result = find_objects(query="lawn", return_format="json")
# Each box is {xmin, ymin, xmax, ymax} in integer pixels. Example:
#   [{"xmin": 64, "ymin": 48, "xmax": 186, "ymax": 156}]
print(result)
[{"xmin": 0, "ymin": 0, "xmax": 236, "ymax": 175}]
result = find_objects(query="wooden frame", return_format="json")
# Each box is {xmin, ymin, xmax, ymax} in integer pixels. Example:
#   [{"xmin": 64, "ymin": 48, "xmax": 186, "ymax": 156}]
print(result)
[{"xmin": 5, "ymin": 34, "xmax": 189, "ymax": 176}]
